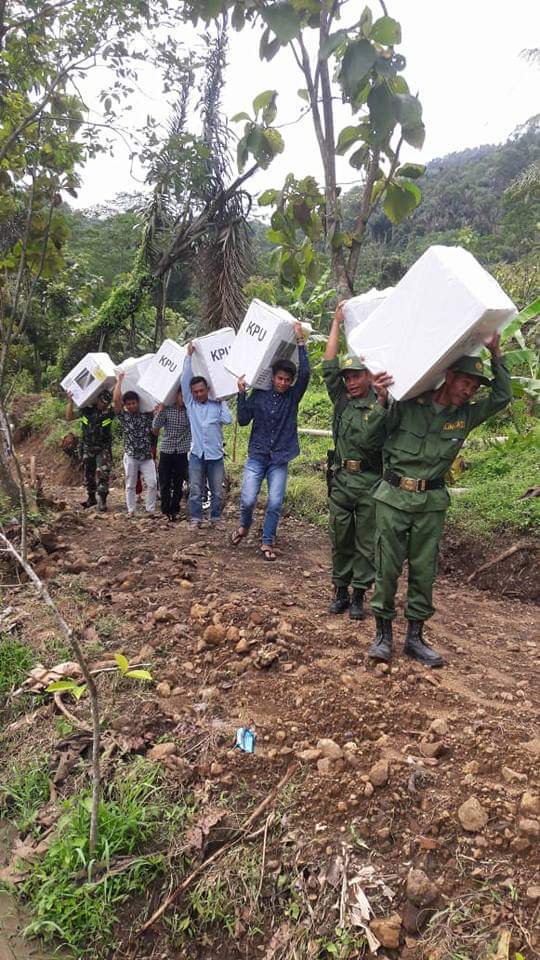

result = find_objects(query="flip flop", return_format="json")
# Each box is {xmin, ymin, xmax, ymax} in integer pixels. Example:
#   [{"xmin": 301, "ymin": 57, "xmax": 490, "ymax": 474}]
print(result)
[
  {"xmin": 261, "ymin": 545, "xmax": 276, "ymax": 561},
  {"xmin": 230, "ymin": 528, "xmax": 246, "ymax": 547}
]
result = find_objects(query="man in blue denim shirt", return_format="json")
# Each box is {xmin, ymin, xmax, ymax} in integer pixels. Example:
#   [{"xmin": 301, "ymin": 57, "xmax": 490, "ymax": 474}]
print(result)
[
  {"xmin": 231, "ymin": 323, "xmax": 310, "ymax": 560},
  {"xmin": 181, "ymin": 344, "xmax": 233, "ymax": 528}
]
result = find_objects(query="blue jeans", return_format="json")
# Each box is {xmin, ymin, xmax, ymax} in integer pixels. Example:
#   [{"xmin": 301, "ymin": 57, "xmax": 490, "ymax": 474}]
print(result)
[
  {"xmin": 240, "ymin": 457, "xmax": 288, "ymax": 545},
  {"xmin": 188, "ymin": 453, "xmax": 224, "ymax": 521}
]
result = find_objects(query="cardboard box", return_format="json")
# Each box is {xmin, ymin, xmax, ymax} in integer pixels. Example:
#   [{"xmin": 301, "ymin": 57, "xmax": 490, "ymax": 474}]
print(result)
[
  {"xmin": 115, "ymin": 354, "xmax": 158, "ymax": 413},
  {"xmin": 225, "ymin": 300, "xmax": 311, "ymax": 390},
  {"xmin": 192, "ymin": 328, "xmax": 238, "ymax": 400},
  {"xmin": 60, "ymin": 353, "xmax": 116, "ymax": 408},
  {"xmin": 138, "ymin": 339, "xmax": 187, "ymax": 406},
  {"xmin": 348, "ymin": 245, "xmax": 517, "ymax": 401},
  {"xmin": 343, "ymin": 287, "xmax": 393, "ymax": 347}
]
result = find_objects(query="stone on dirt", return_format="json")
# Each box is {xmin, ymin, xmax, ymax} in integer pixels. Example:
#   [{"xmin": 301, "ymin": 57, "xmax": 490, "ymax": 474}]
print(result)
[
  {"xmin": 203, "ymin": 624, "xmax": 226, "ymax": 646},
  {"xmin": 156, "ymin": 680, "xmax": 171, "ymax": 698},
  {"xmin": 429, "ymin": 718, "xmax": 449, "ymax": 736},
  {"xmin": 520, "ymin": 792, "xmax": 540, "ymax": 817},
  {"xmin": 316, "ymin": 738, "xmax": 343, "ymax": 760},
  {"xmin": 369, "ymin": 760, "xmax": 390, "ymax": 787},
  {"xmin": 406, "ymin": 868, "xmax": 438, "ymax": 907},
  {"xmin": 518, "ymin": 818, "xmax": 539, "ymax": 837},
  {"xmin": 458, "ymin": 796, "xmax": 488, "ymax": 832},
  {"xmin": 147, "ymin": 742, "xmax": 176, "ymax": 761},
  {"xmin": 370, "ymin": 913, "xmax": 402, "ymax": 949}
]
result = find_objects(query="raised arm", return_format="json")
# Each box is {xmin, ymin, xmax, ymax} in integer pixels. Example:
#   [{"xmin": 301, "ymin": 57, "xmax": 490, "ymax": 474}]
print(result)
[
  {"xmin": 181, "ymin": 351, "xmax": 194, "ymax": 408},
  {"xmin": 324, "ymin": 301, "xmax": 345, "ymax": 361},
  {"xmin": 237, "ymin": 376, "xmax": 254, "ymax": 426},
  {"xmin": 219, "ymin": 400, "xmax": 233, "ymax": 425},
  {"xmin": 291, "ymin": 323, "xmax": 310, "ymax": 401},
  {"xmin": 113, "ymin": 373, "xmax": 124, "ymax": 415},
  {"xmin": 152, "ymin": 403, "xmax": 165, "ymax": 436},
  {"xmin": 465, "ymin": 334, "xmax": 513, "ymax": 431}
]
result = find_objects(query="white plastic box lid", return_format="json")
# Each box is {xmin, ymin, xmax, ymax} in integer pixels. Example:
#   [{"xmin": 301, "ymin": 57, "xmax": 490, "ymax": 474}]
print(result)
[
  {"xmin": 60, "ymin": 353, "xmax": 116, "ymax": 408},
  {"xmin": 343, "ymin": 287, "xmax": 393, "ymax": 347},
  {"xmin": 192, "ymin": 328, "xmax": 238, "ymax": 400},
  {"xmin": 347, "ymin": 246, "xmax": 517, "ymax": 401},
  {"xmin": 225, "ymin": 300, "xmax": 311, "ymax": 390},
  {"xmin": 138, "ymin": 339, "xmax": 187, "ymax": 406},
  {"xmin": 115, "ymin": 354, "xmax": 158, "ymax": 413}
]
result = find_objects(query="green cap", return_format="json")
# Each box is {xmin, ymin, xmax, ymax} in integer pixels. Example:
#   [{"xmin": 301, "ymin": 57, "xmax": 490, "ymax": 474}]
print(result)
[
  {"xmin": 449, "ymin": 355, "xmax": 491, "ymax": 386},
  {"xmin": 339, "ymin": 354, "xmax": 368, "ymax": 374}
]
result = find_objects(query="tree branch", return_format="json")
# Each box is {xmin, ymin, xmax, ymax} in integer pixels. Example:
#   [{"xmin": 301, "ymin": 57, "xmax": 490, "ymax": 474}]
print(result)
[{"xmin": 0, "ymin": 532, "xmax": 101, "ymax": 855}]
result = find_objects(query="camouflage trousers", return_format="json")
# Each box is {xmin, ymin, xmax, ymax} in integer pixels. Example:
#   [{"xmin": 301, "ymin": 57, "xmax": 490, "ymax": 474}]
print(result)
[{"xmin": 83, "ymin": 448, "xmax": 112, "ymax": 498}]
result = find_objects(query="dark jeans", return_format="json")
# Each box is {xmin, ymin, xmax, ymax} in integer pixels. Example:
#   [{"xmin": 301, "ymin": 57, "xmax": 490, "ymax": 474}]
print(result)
[
  {"xmin": 158, "ymin": 451, "xmax": 188, "ymax": 517},
  {"xmin": 188, "ymin": 453, "xmax": 224, "ymax": 521}
]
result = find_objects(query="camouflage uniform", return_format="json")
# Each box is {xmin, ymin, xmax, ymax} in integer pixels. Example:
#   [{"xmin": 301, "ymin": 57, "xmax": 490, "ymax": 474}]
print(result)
[{"xmin": 79, "ymin": 406, "xmax": 114, "ymax": 501}]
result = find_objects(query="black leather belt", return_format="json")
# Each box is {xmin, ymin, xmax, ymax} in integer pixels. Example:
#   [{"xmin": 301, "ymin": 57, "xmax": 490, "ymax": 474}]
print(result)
[{"xmin": 385, "ymin": 471, "xmax": 446, "ymax": 492}]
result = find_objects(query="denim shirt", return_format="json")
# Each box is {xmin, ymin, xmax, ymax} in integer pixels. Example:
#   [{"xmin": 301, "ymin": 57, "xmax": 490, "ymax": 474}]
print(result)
[
  {"xmin": 181, "ymin": 356, "xmax": 232, "ymax": 460},
  {"xmin": 236, "ymin": 345, "xmax": 310, "ymax": 465}
]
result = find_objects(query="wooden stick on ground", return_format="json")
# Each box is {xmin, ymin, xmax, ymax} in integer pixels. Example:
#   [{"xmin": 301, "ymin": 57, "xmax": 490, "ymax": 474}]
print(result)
[
  {"xmin": 140, "ymin": 764, "xmax": 296, "ymax": 933},
  {"xmin": 466, "ymin": 540, "xmax": 538, "ymax": 583}
]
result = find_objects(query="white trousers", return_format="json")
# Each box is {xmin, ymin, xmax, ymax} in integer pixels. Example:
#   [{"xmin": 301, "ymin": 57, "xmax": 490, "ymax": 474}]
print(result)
[{"xmin": 123, "ymin": 454, "xmax": 157, "ymax": 513}]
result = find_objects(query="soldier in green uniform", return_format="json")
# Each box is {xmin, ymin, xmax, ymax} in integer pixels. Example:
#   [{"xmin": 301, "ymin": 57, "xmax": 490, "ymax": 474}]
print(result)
[
  {"xmin": 66, "ymin": 389, "xmax": 114, "ymax": 511},
  {"xmin": 365, "ymin": 333, "xmax": 511, "ymax": 667},
  {"xmin": 323, "ymin": 302, "xmax": 383, "ymax": 620}
]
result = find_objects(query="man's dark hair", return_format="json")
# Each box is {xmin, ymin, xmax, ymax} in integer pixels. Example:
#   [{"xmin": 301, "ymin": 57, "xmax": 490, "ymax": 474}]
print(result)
[
  {"xmin": 271, "ymin": 358, "xmax": 297, "ymax": 379},
  {"xmin": 122, "ymin": 390, "xmax": 139, "ymax": 402},
  {"xmin": 190, "ymin": 375, "xmax": 208, "ymax": 389}
]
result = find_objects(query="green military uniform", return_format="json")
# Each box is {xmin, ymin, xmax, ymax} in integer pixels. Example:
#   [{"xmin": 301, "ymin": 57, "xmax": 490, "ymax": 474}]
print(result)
[
  {"xmin": 365, "ymin": 356, "xmax": 512, "ymax": 622},
  {"xmin": 323, "ymin": 357, "xmax": 383, "ymax": 591},
  {"xmin": 79, "ymin": 404, "xmax": 114, "ymax": 502}
]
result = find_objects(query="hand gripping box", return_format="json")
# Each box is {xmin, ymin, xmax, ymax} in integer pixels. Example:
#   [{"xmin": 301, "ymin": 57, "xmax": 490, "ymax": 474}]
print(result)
[
  {"xmin": 60, "ymin": 353, "xmax": 116, "ymax": 408},
  {"xmin": 343, "ymin": 287, "xmax": 394, "ymax": 347},
  {"xmin": 225, "ymin": 300, "xmax": 311, "ymax": 390},
  {"xmin": 192, "ymin": 328, "xmax": 238, "ymax": 400},
  {"xmin": 347, "ymin": 246, "xmax": 517, "ymax": 401},
  {"xmin": 115, "ymin": 354, "xmax": 158, "ymax": 413},
  {"xmin": 138, "ymin": 339, "xmax": 187, "ymax": 406}
]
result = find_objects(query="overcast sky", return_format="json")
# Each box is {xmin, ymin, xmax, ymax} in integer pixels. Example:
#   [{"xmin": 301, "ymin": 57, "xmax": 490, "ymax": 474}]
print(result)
[{"xmin": 73, "ymin": 0, "xmax": 540, "ymax": 210}]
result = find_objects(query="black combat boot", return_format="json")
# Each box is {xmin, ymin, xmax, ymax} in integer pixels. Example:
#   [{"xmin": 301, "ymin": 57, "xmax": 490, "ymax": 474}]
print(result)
[
  {"xmin": 349, "ymin": 588, "xmax": 365, "ymax": 621},
  {"xmin": 368, "ymin": 617, "xmax": 393, "ymax": 662},
  {"xmin": 97, "ymin": 492, "xmax": 108, "ymax": 513},
  {"xmin": 404, "ymin": 620, "xmax": 444, "ymax": 668},
  {"xmin": 329, "ymin": 586, "xmax": 350, "ymax": 614},
  {"xmin": 81, "ymin": 494, "xmax": 97, "ymax": 509}
]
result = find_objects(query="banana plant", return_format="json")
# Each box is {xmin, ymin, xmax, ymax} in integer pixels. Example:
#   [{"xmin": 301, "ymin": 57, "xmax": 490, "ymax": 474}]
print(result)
[{"xmin": 501, "ymin": 296, "xmax": 540, "ymax": 410}]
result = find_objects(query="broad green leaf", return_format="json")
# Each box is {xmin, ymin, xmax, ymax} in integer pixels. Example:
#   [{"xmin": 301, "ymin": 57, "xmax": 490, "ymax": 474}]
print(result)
[
  {"xmin": 339, "ymin": 40, "xmax": 377, "ymax": 100},
  {"xmin": 230, "ymin": 111, "xmax": 251, "ymax": 123},
  {"xmin": 266, "ymin": 228, "xmax": 287, "ymax": 244},
  {"xmin": 253, "ymin": 89, "xmax": 277, "ymax": 116},
  {"xmin": 72, "ymin": 684, "xmax": 87, "ymax": 701},
  {"xmin": 368, "ymin": 83, "xmax": 395, "ymax": 144},
  {"xmin": 502, "ymin": 348, "xmax": 536, "ymax": 369},
  {"xmin": 402, "ymin": 122, "xmax": 426, "ymax": 148},
  {"xmin": 383, "ymin": 179, "xmax": 421, "ymax": 223},
  {"xmin": 396, "ymin": 162, "xmax": 425, "ymax": 179},
  {"xmin": 297, "ymin": 88, "xmax": 309, "ymax": 101},
  {"xmin": 259, "ymin": 26, "xmax": 282, "ymax": 61},
  {"xmin": 336, "ymin": 125, "xmax": 362, "ymax": 154},
  {"xmin": 114, "ymin": 652, "xmax": 129, "ymax": 674},
  {"xmin": 126, "ymin": 669, "xmax": 153, "ymax": 681},
  {"xmin": 359, "ymin": 6, "xmax": 373, "ymax": 38},
  {"xmin": 389, "ymin": 75, "xmax": 409, "ymax": 94},
  {"xmin": 47, "ymin": 680, "xmax": 77, "ymax": 692},
  {"xmin": 392, "ymin": 93, "xmax": 423, "ymax": 127},
  {"xmin": 237, "ymin": 135, "xmax": 249, "ymax": 171},
  {"xmin": 319, "ymin": 29, "xmax": 348, "ymax": 60},
  {"xmin": 262, "ymin": 3, "xmax": 301, "ymax": 43},
  {"xmin": 231, "ymin": 3, "xmax": 245, "ymax": 30},
  {"xmin": 258, "ymin": 188, "xmax": 280, "ymax": 206},
  {"xmin": 349, "ymin": 145, "xmax": 369, "ymax": 169},
  {"xmin": 371, "ymin": 16, "xmax": 402, "ymax": 45}
]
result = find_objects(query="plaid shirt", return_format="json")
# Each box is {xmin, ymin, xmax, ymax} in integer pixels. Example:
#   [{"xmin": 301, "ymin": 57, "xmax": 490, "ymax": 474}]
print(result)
[{"xmin": 153, "ymin": 405, "xmax": 191, "ymax": 454}]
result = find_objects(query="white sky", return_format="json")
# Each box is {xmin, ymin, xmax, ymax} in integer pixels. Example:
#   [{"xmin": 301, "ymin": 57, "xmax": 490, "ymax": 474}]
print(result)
[{"xmin": 73, "ymin": 0, "xmax": 540, "ymax": 210}]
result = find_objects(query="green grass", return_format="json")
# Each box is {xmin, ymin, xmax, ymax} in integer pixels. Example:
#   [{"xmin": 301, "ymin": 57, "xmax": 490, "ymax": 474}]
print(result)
[
  {"xmin": 0, "ymin": 635, "xmax": 34, "ymax": 702},
  {"xmin": 18, "ymin": 759, "xmax": 194, "ymax": 955},
  {"xmin": 0, "ymin": 756, "xmax": 51, "ymax": 833}
]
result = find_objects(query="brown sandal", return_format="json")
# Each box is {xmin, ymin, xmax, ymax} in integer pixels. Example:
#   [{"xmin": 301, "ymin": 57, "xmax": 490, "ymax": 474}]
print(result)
[
  {"xmin": 261, "ymin": 545, "xmax": 276, "ymax": 561},
  {"xmin": 231, "ymin": 528, "xmax": 246, "ymax": 547}
]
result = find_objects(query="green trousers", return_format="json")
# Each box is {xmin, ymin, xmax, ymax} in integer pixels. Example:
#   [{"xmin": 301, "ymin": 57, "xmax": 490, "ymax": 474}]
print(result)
[
  {"xmin": 328, "ymin": 470, "xmax": 376, "ymax": 590},
  {"xmin": 370, "ymin": 500, "xmax": 446, "ymax": 621}
]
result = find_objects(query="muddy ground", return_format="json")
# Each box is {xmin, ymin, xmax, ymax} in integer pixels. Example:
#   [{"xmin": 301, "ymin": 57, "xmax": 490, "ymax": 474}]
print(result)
[{"xmin": 1, "ymin": 433, "xmax": 539, "ymax": 960}]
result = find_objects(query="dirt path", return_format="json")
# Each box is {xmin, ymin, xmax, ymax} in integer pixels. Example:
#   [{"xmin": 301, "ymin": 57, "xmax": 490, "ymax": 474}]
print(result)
[{"xmin": 2, "ymin": 463, "xmax": 539, "ymax": 958}]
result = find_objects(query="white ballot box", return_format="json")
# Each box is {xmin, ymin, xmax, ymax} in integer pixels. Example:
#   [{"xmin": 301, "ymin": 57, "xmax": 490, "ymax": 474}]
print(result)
[
  {"xmin": 138, "ymin": 339, "xmax": 187, "ymax": 406},
  {"xmin": 115, "ymin": 355, "xmax": 158, "ymax": 413},
  {"xmin": 225, "ymin": 300, "xmax": 311, "ymax": 390},
  {"xmin": 348, "ymin": 246, "xmax": 517, "ymax": 401},
  {"xmin": 192, "ymin": 328, "xmax": 238, "ymax": 400},
  {"xmin": 61, "ymin": 353, "xmax": 116, "ymax": 408},
  {"xmin": 343, "ymin": 287, "xmax": 393, "ymax": 347}
]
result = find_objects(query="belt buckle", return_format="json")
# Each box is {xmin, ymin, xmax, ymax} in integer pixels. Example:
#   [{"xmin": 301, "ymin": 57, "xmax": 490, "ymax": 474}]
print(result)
[
  {"xmin": 399, "ymin": 477, "xmax": 418, "ymax": 493},
  {"xmin": 346, "ymin": 460, "xmax": 360, "ymax": 473}
]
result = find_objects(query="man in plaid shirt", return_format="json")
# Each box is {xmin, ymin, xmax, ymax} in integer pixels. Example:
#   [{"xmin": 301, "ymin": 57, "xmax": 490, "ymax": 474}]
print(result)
[{"xmin": 152, "ymin": 388, "xmax": 191, "ymax": 521}]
